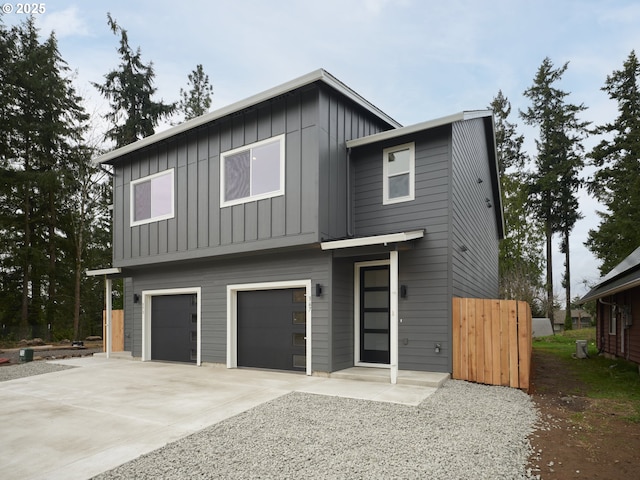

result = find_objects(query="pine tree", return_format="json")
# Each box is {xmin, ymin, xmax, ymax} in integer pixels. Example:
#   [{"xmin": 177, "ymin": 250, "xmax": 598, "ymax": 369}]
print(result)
[
  {"xmin": 93, "ymin": 13, "xmax": 175, "ymax": 147},
  {"xmin": 0, "ymin": 17, "xmax": 90, "ymax": 339},
  {"xmin": 178, "ymin": 64, "xmax": 214, "ymax": 121},
  {"xmin": 520, "ymin": 58, "xmax": 589, "ymax": 326},
  {"xmin": 586, "ymin": 50, "xmax": 640, "ymax": 274},
  {"xmin": 490, "ymin": 92, "xmax": 545, "ymax": 315}
]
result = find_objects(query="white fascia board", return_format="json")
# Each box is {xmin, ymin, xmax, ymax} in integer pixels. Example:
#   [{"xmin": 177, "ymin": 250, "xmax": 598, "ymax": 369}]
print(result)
[
  {"xmin": 94, "ymin": 69, "xmax": 400, "ymax": 165},
  {"xmin": 321, "ymin": 229, "xmax": 424, "ymax": 250},
  {"xmin": 346, "ymin": 110, "xmax": 493, "ymax": 149},
  {"xmin": 86, "ymin": 267, "xmax": 122, "ymax": 277}
]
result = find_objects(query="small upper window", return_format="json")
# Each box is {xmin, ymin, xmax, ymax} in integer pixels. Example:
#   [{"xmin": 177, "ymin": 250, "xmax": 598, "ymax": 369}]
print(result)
[
  {"xmin": 221, "ymin": 135, "xmax": 285, "ymax": 207},
  {"xmin": 609, "ymin": 304, "xmax": 617, "ymax": 335},
  {"xmin": 383, "ymin": 142, "xmax": 415, "ymax": 205},
  {"xmin": 130, "ymin": 169, "xmax": 174, "ymax": 226}
]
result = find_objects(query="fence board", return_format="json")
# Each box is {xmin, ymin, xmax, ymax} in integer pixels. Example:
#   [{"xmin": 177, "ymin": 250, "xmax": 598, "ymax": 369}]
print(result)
[
  {"xmin": 468, "ymin": 299, "xmax": 477, "ymax": 382},
  {"xmin": 460, "ymin": 298, "xmax": 469, "ymax": 380},
  {"xmin": 452, "ymin": 298, "xmax": 532, "ymax": 390},
  {"xmin": 452, "ymin": 297, "xmax": 461, "ymax": 379},
  {"xmin": 483, "ymin": 299, "xmax": 493, "ymax": 385},
  {"xmin": 499, "ymin": 300, "xmax": 510, "ymax": 386},
  {"xmin": 103, "ymin": 310, "xmax": 124, "ymax": 352},
  {"xmin": 517, "ymin": 301, "xmax": 532, "ymax": 390},
  {"xmin": 490, "ymin": 299, "xmax": 501, "ymax": 385}
]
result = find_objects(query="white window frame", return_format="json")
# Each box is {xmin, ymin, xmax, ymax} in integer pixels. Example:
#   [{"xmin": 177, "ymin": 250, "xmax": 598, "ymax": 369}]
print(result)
[
  {"xmin": 382, "ymin": 142, "xmax": 415, "ymax": 205},
  {"xmin": 130, "ymin": 169, "xmax": 175, "ymax": 227},
  {"xmin": 609, "ymin": 303, "xmax": 617, "ymax": 335},
  {"xmin": 220, "ymin": 134, "xmax": 286, "ymax": 208}
]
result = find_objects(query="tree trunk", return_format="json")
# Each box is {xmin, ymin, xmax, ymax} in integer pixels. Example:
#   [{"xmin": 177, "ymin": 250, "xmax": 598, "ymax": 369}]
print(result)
[
  {"xmin": 545, "ymin": 220, "xmax": 554, "ymax": 322},
  {"xmin": 20, "ymin": 158, "xmax": 31, "ymax": 339},
  {"xmin": 564, "ymin": 229, "xmax": 572, "ymax": 331},
  {"xmin": 47, "ymin": 190, "xmax": 56, "ymax": 341}
]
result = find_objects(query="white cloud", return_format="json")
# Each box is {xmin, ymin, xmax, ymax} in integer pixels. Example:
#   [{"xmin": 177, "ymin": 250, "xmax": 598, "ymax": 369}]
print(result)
[{"xmin": 37, "ymin": 6, "xmax": 89, "ymax": 39}]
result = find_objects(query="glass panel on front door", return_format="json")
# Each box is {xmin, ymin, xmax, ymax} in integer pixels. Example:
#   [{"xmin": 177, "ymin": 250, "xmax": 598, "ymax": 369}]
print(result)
[{"xmin": 360, "ymin": 265, "xmax": 390, "ymax": 364}]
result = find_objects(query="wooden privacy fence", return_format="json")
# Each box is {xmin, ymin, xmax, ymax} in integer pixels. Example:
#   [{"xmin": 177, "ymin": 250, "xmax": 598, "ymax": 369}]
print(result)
[
  {"xmin": 452, "ymin": 298, "xmax": 532, "ymax": 390},
  {"xmin": 103, "ymin": 309, "xmax": 124, "ymax": 352}
]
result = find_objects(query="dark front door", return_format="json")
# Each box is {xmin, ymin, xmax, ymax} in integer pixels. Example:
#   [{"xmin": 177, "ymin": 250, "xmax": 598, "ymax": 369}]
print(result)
[
  {"xmin": 360, "ymin": 265, "xmax": 390, "ymax": 364},
  {"xmin": 237, "ymin": 288, "xmax": 306, "ymax": 371},
  {"xmin": 151, "ymin": 294, "xmax": 197, "ymax": 363}
]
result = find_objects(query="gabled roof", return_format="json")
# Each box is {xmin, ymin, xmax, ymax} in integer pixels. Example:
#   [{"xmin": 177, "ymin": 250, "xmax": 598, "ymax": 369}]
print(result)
[
  {"xmin": 94, "ymin": 69, "xmax": 401, "ymax": 165},
  {"xmin": 580, "ymin": 246, "xmax": 640, "ymax": 302}
]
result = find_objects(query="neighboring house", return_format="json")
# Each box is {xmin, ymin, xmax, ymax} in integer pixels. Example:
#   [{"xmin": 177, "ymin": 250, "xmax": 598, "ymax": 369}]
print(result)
[
  {"xmin": 92, "ymin": 69, "xmax": 503, "ymax": 381},
  {"xmin": 580, "ymin": 247, "xmax": 640, "ymax": 366},
  {"xmin": 553, "ymin": 309, "xmax": 593, "ymax": 332}
]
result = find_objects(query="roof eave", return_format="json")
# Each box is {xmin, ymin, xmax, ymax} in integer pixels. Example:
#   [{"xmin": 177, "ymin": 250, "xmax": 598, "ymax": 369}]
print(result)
[
  {"xmin": 345, "ymin": 110, "xmax": 492, "ymax": 148},
  {"xmin": 579, "ymin": 277, "xmax": 640, "ymax": 303}
]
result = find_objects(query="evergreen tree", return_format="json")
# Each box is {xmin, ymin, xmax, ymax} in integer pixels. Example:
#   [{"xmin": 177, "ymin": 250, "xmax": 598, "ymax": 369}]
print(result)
[
  {"xmin": 520, "ymin": 58, "xmax": 589, "ymax": 326},
  {"xmin": 490, "ymin": 91, "xmax": 544, "ymax": 314},
  {"xmin": 586, "ymin": 50, "xmax": 640, "ymax": 274},
  {"xmin": 0, "ymin": 17, "xmax": 91, "ymax": 339},
  {"xmin": 93, "ymin": 13, "xmax": 175, "ymax": 147},
  {"xmin": 178, "ymin": 64, "xmax": 214, "ymax": 121}
]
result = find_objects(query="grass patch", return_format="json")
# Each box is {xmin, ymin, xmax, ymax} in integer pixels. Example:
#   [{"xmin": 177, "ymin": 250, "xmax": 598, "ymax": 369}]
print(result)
[{"xmin": 533, "ymin": 328, "xmax": 640, "ymax": 422}]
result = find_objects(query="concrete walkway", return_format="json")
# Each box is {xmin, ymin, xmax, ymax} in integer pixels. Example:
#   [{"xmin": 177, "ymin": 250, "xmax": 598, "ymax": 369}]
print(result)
[{"xmin": 0, "ymin": 357, "xmax": 446, "ymax": 480}]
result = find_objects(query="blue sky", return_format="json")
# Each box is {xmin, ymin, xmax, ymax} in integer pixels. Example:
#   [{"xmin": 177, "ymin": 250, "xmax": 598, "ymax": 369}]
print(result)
[{"xmin": 5, "ymin": 0, "xmax": 640, "ymax": 301}]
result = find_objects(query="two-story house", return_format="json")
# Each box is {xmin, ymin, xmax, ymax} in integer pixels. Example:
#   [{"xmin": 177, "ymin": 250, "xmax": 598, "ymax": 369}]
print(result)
[{"xmin": 92, "ymin": 69, "xmax": 503, "ymax": 382}]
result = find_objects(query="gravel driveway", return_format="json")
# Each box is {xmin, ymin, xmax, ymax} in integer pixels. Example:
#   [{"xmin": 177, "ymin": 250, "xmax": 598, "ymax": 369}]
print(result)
[
  {"xmin": 1, "ymin": 361, "xmax": 539, "ymax": 479},
  {"xmin": 91, "ymin": 380, "xmax": 539, "ymax": 480}
]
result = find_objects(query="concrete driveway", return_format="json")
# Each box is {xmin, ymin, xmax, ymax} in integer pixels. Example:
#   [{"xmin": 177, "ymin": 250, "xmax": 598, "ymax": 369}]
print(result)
[{"xmin": 0, "ymin": 357, "xmax": 441, "ymax": 480}]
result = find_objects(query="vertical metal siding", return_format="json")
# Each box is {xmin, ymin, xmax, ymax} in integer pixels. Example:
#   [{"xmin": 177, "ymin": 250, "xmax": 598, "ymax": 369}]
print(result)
[{"xmin": 317, "ymin": 86, "xmax": 393, "ymax": 242}]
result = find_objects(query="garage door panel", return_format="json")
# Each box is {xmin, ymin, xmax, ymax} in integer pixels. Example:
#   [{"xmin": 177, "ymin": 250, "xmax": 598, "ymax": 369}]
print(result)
[
  {"xmin": 151, "ymin": 294, "xmax": 197, "ymax": 363},
  {"xmin": 237, "ymin": 288, "xmax": 306, "ymax": 371}
]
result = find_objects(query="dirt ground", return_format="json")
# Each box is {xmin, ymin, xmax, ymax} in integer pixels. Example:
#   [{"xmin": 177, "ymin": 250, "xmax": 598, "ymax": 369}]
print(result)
[{"xmin": 528, "ymin": 350, "xmax": 640, "ymax": 479}]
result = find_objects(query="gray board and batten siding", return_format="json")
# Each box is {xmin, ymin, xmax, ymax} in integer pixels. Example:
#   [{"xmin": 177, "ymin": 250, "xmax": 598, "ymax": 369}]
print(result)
[
  {"xmin": 119, "ymin": 114, "xmax": 501, "ymax": 375},
  {"xmin": 99, "ymin": 68, "xmax": 502, "ymax": 376},
  {"xmin": 108, "ymin": 80, "xmax": 396, "ymax": 269}
]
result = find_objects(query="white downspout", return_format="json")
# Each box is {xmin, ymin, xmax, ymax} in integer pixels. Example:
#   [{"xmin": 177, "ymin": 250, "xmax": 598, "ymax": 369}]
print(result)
[{"xmin": 390, "ymin": 250, "xmax": 399, "ymax": 384}]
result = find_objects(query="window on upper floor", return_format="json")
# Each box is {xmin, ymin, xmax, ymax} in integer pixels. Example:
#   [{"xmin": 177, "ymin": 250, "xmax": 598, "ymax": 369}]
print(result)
[
  {"xmin": 383, "ymin": 142, "xmax": 415, "ymax": 205},
  {"xmin": 130, "ymin": 169, "xmax": 175, "ymax": 226},
  {"xmin": 220, "ymin": 134, "xmax": 285, "ymax": 207}
]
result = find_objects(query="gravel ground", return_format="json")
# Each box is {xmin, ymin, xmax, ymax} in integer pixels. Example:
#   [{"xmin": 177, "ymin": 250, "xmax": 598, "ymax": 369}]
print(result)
[
  {"xmin": 0, "ymin": 346, "xmax": 100, "ymax": 381},
  {"xmin": 0, "ymin": 361, "xmax": 75, "ymax": 382},
  {"xmin": 92, "ymin": 380, "xmax": 539, "ymax": 480}
]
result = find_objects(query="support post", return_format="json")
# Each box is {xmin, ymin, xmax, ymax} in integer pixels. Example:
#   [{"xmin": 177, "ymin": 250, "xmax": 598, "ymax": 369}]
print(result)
[
  {"xmin": 105, "ymin": 278, "xmax": 112, "ymax": 359},
  {"xmin": 390, "ymin": 250, "xmax": 399, "ymax": 384}
]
